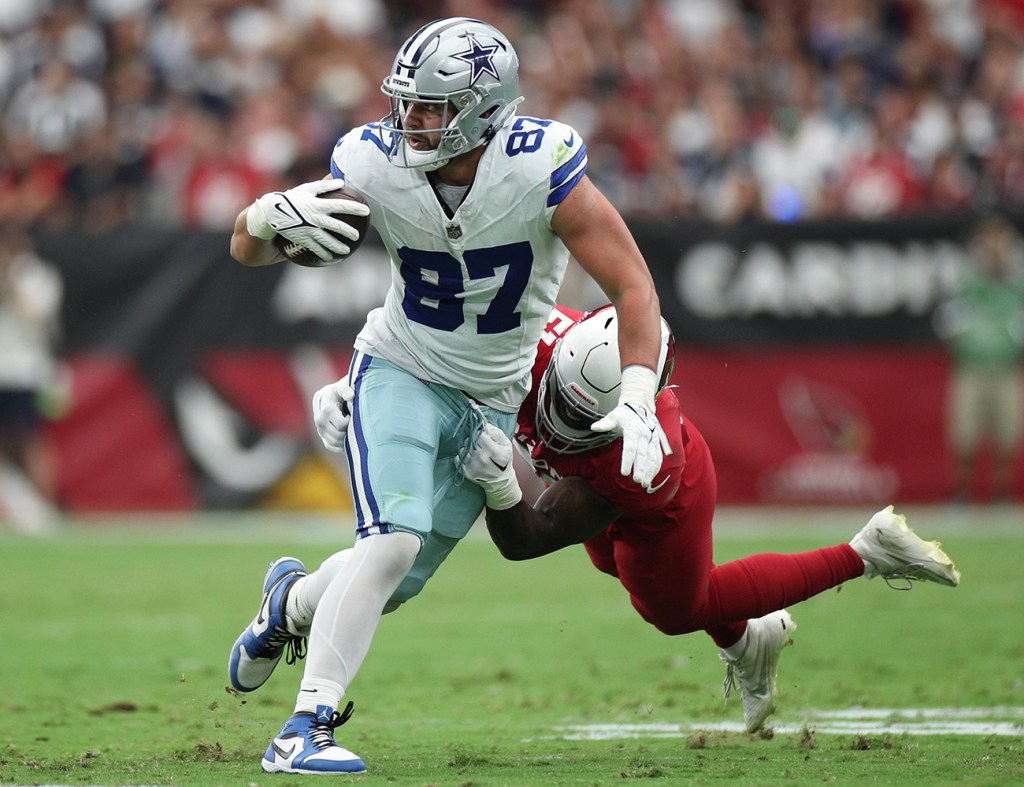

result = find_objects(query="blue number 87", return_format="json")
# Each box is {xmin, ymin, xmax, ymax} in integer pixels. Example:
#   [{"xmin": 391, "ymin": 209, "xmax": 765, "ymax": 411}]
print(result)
[{"xmin": 399, "ymin": 242, "xmax": 534, "ymax": 334}]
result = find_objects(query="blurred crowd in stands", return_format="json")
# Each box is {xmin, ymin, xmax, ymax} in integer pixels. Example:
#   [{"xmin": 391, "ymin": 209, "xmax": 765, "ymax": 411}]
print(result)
[{"xmin": 1, "ymin": 0, "xmax": 1023, "ymax": 231}]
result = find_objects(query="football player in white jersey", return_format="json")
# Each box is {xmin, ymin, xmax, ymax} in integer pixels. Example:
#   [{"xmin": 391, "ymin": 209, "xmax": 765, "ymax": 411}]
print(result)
[{"xmin": 227, "ymin": 17, "xmax": 668, "ymax": 775}]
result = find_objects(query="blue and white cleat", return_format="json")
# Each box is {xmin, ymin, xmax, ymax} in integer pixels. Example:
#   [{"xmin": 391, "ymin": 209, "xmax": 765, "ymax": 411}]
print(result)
[
  {"xmin": 261, "ymin": 703, "xmax": 366, "ymax": 774},
  {"xmin": 228, "ymin": 556, "xmax": 308, "ymax": 692}
]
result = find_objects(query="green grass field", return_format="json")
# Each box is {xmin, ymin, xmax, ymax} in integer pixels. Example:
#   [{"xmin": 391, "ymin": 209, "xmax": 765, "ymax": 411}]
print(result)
[{"xmin": 1, "ymin": 506, "xmax": 1022, "ymax": 786}]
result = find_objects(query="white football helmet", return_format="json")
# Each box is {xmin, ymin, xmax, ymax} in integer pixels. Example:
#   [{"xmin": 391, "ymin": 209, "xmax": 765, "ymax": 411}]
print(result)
[
  {"xmin": 537, "ymin": 306, "xmax": 676, "ymax": 454},
  {"xmin": 380, "ymin": 17, "xmax": 524, "ymax": 170}
]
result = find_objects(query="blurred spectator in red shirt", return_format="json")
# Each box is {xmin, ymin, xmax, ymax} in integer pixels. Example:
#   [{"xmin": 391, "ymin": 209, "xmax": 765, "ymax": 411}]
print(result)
[
  {"xmin": 180, "ymin": 106, "xmax": 271, "ymax": 229},
  {"xmin": 828, "ymin": 85, "xmax": 929, "ymax": 217},
  {"xmin": 0, "ymin": 133, "xmax": 67, "ymax": 229}
]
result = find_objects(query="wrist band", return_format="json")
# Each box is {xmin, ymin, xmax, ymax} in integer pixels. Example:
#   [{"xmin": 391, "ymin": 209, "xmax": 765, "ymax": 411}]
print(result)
[{"xmin": 620, "ymin": 365, "xmax": 657, "ymax": 407}]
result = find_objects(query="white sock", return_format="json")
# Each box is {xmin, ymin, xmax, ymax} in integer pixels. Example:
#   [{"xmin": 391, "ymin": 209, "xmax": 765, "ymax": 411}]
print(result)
[
  {"xmin": 721, "ymin": 624, "xmax": 751, "ymax": 661},
  {"xmin": 295, "ymin": 676, "xmax": 345, "ymax": 715},
  {"xmin": 286, "ymin": 549, "xmax": 354, "ymax": 632},
  {"xmin": 295, "ymin": 531, "xmax": 420, "ymax": 715}
]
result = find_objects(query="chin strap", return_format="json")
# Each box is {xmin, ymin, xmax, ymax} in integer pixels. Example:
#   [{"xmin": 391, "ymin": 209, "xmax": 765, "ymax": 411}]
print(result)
[{"xmin": 480, "ymin": 98, "xmax": 524, "ymax": 143}]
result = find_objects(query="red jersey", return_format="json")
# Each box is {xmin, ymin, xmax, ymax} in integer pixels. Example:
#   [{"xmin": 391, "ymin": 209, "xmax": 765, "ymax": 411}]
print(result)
[{"xmin": 514, "ymin": 306, "xmax": 711, "ymax": 534}]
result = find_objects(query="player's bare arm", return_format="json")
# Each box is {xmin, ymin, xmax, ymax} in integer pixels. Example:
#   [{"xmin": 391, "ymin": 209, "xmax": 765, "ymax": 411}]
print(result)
[
  {"xmin": 485, "ymin": 476, "xmax": 620, "ymax": 561},
  {"xmin": 551, "ymin": 178, "xmax": 671, "ymax": 488},
  {"xmin": 230, "ymin": 206, "xmax": 288, "ymax": 267},
  {"xmin": 550, "ymin": 176, "xmax": 661, "ymax": 371},
  {"xmin": 456, "ymin": 423, "xmax": 620, "ymax": 559}
]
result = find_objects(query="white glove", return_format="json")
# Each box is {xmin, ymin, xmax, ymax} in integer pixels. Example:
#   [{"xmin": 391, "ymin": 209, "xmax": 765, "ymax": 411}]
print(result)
[
  {"xmin": 312, "ymin": 376, "xmax": 355, "ymax": 453},
  {"xmin": 455, "ymin": 423, "xmax": 523, "ymax": 510},
  {"xmin": 591, "ymin": 365, "xmax": 672, "ymax": 488},
  {"xmin": 247, "ymin": 180, "xmax": 370, "ymax": 261}
]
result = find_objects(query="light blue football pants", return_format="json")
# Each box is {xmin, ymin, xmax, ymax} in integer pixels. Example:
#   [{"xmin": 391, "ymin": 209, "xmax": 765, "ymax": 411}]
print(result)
[{"xmin": 344, "ymin": 351, "xmax": 516, "ymax": 604}]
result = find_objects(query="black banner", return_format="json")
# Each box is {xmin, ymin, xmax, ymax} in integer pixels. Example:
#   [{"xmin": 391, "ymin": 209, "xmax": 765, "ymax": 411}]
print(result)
[
  {"xmin": 35, "ymin": 212, "xmax": 1019, "ymax": 362},
  {"xmin": 635, "ymin": 212, "xmax": 1021, "ymax": 346}
]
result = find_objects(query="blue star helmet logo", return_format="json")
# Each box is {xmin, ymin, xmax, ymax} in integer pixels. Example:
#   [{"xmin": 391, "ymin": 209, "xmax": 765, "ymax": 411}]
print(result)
[{"xmin": 452, "ymin": 33, "xmax": 500, "ymax": 85}]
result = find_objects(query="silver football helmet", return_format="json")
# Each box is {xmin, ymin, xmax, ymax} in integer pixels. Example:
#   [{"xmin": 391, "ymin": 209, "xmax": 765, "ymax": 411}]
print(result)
[
  {"xmin": 380, "ymin": 17, "xmax": 524, "ymax": 170},
  {"xmin": 537, "ymin": 306, "xmax": 676, "ymax": 454}
]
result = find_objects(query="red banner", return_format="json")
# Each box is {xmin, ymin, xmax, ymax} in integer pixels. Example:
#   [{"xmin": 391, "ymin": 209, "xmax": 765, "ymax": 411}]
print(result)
[
  {"xmin": 50, "ymin": 345, "xmax": 1021, "ymax": 509},
  {"xmin": 672, "ymin": 346, "xmax": 1022, "ymax": 503}
]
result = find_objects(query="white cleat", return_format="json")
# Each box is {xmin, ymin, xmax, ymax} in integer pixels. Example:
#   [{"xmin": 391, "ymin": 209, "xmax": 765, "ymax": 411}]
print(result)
[
  {"xmin": 850, "ymin": 506, "xmax": 961, "ymax": 589},
  {"xmin": 720, "ymin": 609, "xmax": 796, "ymax": 733}
]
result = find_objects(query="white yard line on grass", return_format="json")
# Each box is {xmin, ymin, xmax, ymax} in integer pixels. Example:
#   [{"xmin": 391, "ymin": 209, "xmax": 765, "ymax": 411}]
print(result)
[{"xmin": 551, "ymin": 707, "xmax": 1024, "ymax": 739}]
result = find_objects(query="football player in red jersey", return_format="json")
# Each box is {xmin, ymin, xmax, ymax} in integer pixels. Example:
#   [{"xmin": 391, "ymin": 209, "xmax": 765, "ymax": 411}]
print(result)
[
  {"xmin": 313, "ymin": 304, "xmax": 961, "ymax": 733},
  {"xmin": 453, "ymin": 304, "xmax": 961, "ymax": 732}
]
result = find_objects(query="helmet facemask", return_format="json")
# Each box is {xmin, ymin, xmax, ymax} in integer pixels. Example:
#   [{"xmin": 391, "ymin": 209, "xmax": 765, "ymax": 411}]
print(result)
[
  {"xmin": 536, "ymin": 358, "xmax": 620, "ymax": 454},
  {"xmin": 381, "ymin": 83, "xmax": 517, "ymax": 171}
]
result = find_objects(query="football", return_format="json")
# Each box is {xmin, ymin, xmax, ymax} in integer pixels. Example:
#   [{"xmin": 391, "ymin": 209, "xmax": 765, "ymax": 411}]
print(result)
[{"xmin": 273, "ymin": 186, "xmax": 369, "ymax": 268}]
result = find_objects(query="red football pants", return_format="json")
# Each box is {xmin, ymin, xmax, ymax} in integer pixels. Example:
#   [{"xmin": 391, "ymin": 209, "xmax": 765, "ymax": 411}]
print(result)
[{"xmin": 583, "ymin": 423, "xmax": 865, "ymax": 648}]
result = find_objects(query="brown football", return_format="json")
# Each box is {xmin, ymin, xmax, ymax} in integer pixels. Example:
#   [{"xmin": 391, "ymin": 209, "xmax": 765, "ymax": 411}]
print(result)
[{"xmin": 273, "ymin": 186, "xmax": 369, "ymax": 268}]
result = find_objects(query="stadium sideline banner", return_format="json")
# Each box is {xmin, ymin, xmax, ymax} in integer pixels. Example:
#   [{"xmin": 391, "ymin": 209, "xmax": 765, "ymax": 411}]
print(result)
[{"xmin": 31, "ymin": 214, "xmax": 1021, "ymax": 510}]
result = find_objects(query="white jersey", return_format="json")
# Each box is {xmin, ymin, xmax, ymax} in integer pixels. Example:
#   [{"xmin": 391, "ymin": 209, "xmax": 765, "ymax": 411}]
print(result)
[{"xmin": 330, "ymin": 116, "xmax": 588, "ymax": 412}]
